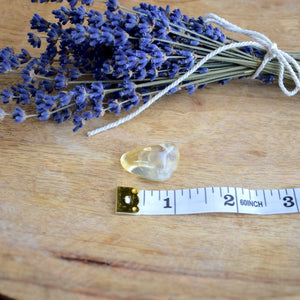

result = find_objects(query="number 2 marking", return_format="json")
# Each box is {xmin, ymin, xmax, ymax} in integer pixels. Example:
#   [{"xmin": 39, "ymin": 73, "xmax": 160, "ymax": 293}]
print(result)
[{"xmin": 224, "ymin": 194, "xmax": 235, "ymax": 206}]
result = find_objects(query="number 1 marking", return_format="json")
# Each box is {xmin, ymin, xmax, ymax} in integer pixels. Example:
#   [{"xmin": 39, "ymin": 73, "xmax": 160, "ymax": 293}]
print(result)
[{"xmin": 164, "ymin": 197, "xmax": 172, "ymax": 208}]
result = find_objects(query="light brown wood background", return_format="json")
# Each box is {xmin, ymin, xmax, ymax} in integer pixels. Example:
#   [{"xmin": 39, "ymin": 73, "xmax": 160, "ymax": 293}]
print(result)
[{"xmin": 0, "ymin": 0, "xmax": 299, "ymax": 299}]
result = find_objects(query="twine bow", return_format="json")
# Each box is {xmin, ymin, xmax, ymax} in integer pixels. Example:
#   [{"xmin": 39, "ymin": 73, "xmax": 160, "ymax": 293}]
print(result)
[{"xmin": 204, "ymin": 13, "xmax": 300, "ymax": 97}]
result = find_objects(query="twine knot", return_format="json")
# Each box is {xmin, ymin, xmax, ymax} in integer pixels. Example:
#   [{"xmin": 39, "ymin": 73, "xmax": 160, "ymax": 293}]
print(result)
[{"xmin": 267, "ymin": 42, "xmax": 278, "ymax": 59}]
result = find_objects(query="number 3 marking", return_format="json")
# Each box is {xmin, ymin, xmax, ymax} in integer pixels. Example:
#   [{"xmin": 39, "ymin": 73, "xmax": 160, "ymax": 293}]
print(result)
[{"xmin": 283, "ymin": 196, "xmax": 295, "ymax": 208}]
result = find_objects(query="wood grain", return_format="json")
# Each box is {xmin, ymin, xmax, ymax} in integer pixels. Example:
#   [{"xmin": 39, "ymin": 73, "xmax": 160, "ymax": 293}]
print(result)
[{"xmin": 0, "ymin": 0, "xmax": 299, "ymax": 299}]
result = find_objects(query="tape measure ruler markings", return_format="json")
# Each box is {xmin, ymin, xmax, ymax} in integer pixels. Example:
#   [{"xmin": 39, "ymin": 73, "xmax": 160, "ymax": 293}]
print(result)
[{"xmin": 116, "ymin": 186, "xmax": 300, "ymax": 215}]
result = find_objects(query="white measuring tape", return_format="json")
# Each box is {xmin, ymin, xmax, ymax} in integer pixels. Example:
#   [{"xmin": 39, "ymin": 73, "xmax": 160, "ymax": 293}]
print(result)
[{"xmin": 116, "ymin": 186, "xmax": 300, "ymax": 215}]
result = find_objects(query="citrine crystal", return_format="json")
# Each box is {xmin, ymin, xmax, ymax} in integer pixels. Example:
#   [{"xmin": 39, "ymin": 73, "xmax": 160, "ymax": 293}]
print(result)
[{"xmin": 120, "ymin": 143, "xmax": 179, "ymax": 181}]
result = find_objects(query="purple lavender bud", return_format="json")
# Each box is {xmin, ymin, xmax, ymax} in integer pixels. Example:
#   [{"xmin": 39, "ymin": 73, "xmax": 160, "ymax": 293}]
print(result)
[
  {"xmin": 69, "ymin": 6, "xmax": 86, "ymax": 24},
  {"xmin": 135, "ymin": 69, "xmax": 147, "ymax": 80},
  {"xmin": 256, "ymin": 74, "xmax": 275, "ymax": 84},
  {"xmin": 255, "ymin": 49, "xmax": 264, "ymax": 58},
  {"xmin": 27, "ymin": 33, "xmax": 41, "ymax": 48},
  {"xmin": 39, "ymin": 110, "xmax": 50, "ymax": 121},
  {"xmin": 82, "ymin": 111, "xmax": 93, "ymax": 120},
  {"xmin": 71, "ymin": 85, "xmax": 87, "ymax": 109},
  {"xmin": 58, "ymin": 91, "xmax": 71, "ymax": 106},
  {"xmin": 108, "ymin": 99, "xmax": 121, "ymax": 115},
  {"xmin": 22, "ymin": 68, "xmax": 35, "ymax": 84},
  {"xmin": 88, "ymin": 27, "xmax": 101, "ymax": 47},
  {"xmin": 240, "ymin": 46, "xmax": 253, "ymax": 55},
  {"xmin": 17, "ymin": 49, "xmax": 31, "ymax": 64},
  {"xmin": 87, "ymin": 10, "xmax": 104, "ymax": 28},
  {"xmin": 30, "ymin": 13, "xmax": 49, "ymax": 32},
  {"xmin": 91, "ymin": 100, "xmax": 103, "ymax": 117},
  {"xmin": 47, "ymin": 26, "xmax": 60, "ymax": 43},
  {"xmin": 53, "ymin": 7, "xmax": 70, "ymax": 25},
  {"xmin": 68, "ymin": 0, "xmax": 78, "ymax": 9},
  {"xmin": 12, "ymin": 107, "xmax": 25, "ymax": 123},
  {"xmin": 124, "ymin": 13, "xmax": 138, "ymax": 31},
  {"xmin": 53, "ymin": 108, "xmax": 70, "ymax": 124},
  {"xmin": 185, "ymin": 84, "xmax": 196, "ymax": 95},
  {"xmin": 219, "ymin": 78, "xmax": 232, "ymax": 85},
  {"xmin": 72, "ymin": 115, "xmax": 84, "ymax": 132},
  {"xmin": 100, "ymin": 30, "xmax": 114, "ymax": 46},
  {"xmin": 0, "ymin": 60, "xmax": 11, "ymax": 73},
  {"xmin": 89, "ymin": 81, "xmax": 104, "ymax": 101},
  {"xmin": 82, "ymin": 0, "xmax": 94, "ymax": 6},
  {"xmin": 1, "ymin": 89, "xmax": 13, "ymax": 104},
  {"xmin": 55, "ymin": 73, "xmax": 67, "ymax": 90},
  {"xmin": 168, "ymin": 86, "xmax": 178, "ymax": 95},
  {"xmin": 18, "ymin": 88, "xmax": 31, "ymax": 105},
  {"xmin": 71, "ymin": 24, "xmax": 88, "ymax": 44},
  {"xmin": 106, "ymin": 0, "xmax": 119, "ymax": 12},
  {"xmin": 69, "ymin": 68, "xmax": 80, "ymax": 80},
  {"xmin": 44, "ymin": 95, "xmax": 56, "ymax": 109}
]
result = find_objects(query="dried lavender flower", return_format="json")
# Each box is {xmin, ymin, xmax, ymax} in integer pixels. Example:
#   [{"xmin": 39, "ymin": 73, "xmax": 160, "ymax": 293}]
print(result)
[{"xmin": 0, "ymin": 0, "xmax": 299, "ymax": 133}]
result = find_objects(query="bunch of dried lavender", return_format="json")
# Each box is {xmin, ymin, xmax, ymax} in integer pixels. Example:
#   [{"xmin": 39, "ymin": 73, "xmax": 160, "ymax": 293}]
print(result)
[{"xmin": 0, "ymin": 0, "xmax": 299, "ymax": 132}]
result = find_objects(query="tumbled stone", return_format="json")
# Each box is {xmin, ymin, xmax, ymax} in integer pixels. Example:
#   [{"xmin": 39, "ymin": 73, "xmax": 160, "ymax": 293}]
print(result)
[{"xmin": 120, "ymin": 143, "xmax": 179, "ymax": 181}]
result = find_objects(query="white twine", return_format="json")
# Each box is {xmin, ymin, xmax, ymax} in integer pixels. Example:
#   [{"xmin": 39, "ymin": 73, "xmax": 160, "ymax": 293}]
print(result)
[{"xmin": 87, "ymin": 13, "xmax": 300, "ymax": 137}]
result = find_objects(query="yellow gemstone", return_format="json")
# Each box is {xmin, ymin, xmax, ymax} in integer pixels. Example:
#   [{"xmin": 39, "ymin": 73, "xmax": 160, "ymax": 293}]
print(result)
[{"xmin": 120, "ymin": 143, "xmax": 179, "ymax": 181}]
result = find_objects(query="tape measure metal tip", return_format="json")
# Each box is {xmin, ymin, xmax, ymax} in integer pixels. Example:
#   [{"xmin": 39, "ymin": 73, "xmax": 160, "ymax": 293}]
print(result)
[{"xmin": 116, "ymin": 186, "xmax": 140, "ymax": 214}]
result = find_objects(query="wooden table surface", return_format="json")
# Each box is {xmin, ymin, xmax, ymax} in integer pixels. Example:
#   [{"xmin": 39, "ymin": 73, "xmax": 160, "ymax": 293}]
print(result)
[{"xmin": 0, "ymin": 0, "xmax": 299, "ymax": 299}]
